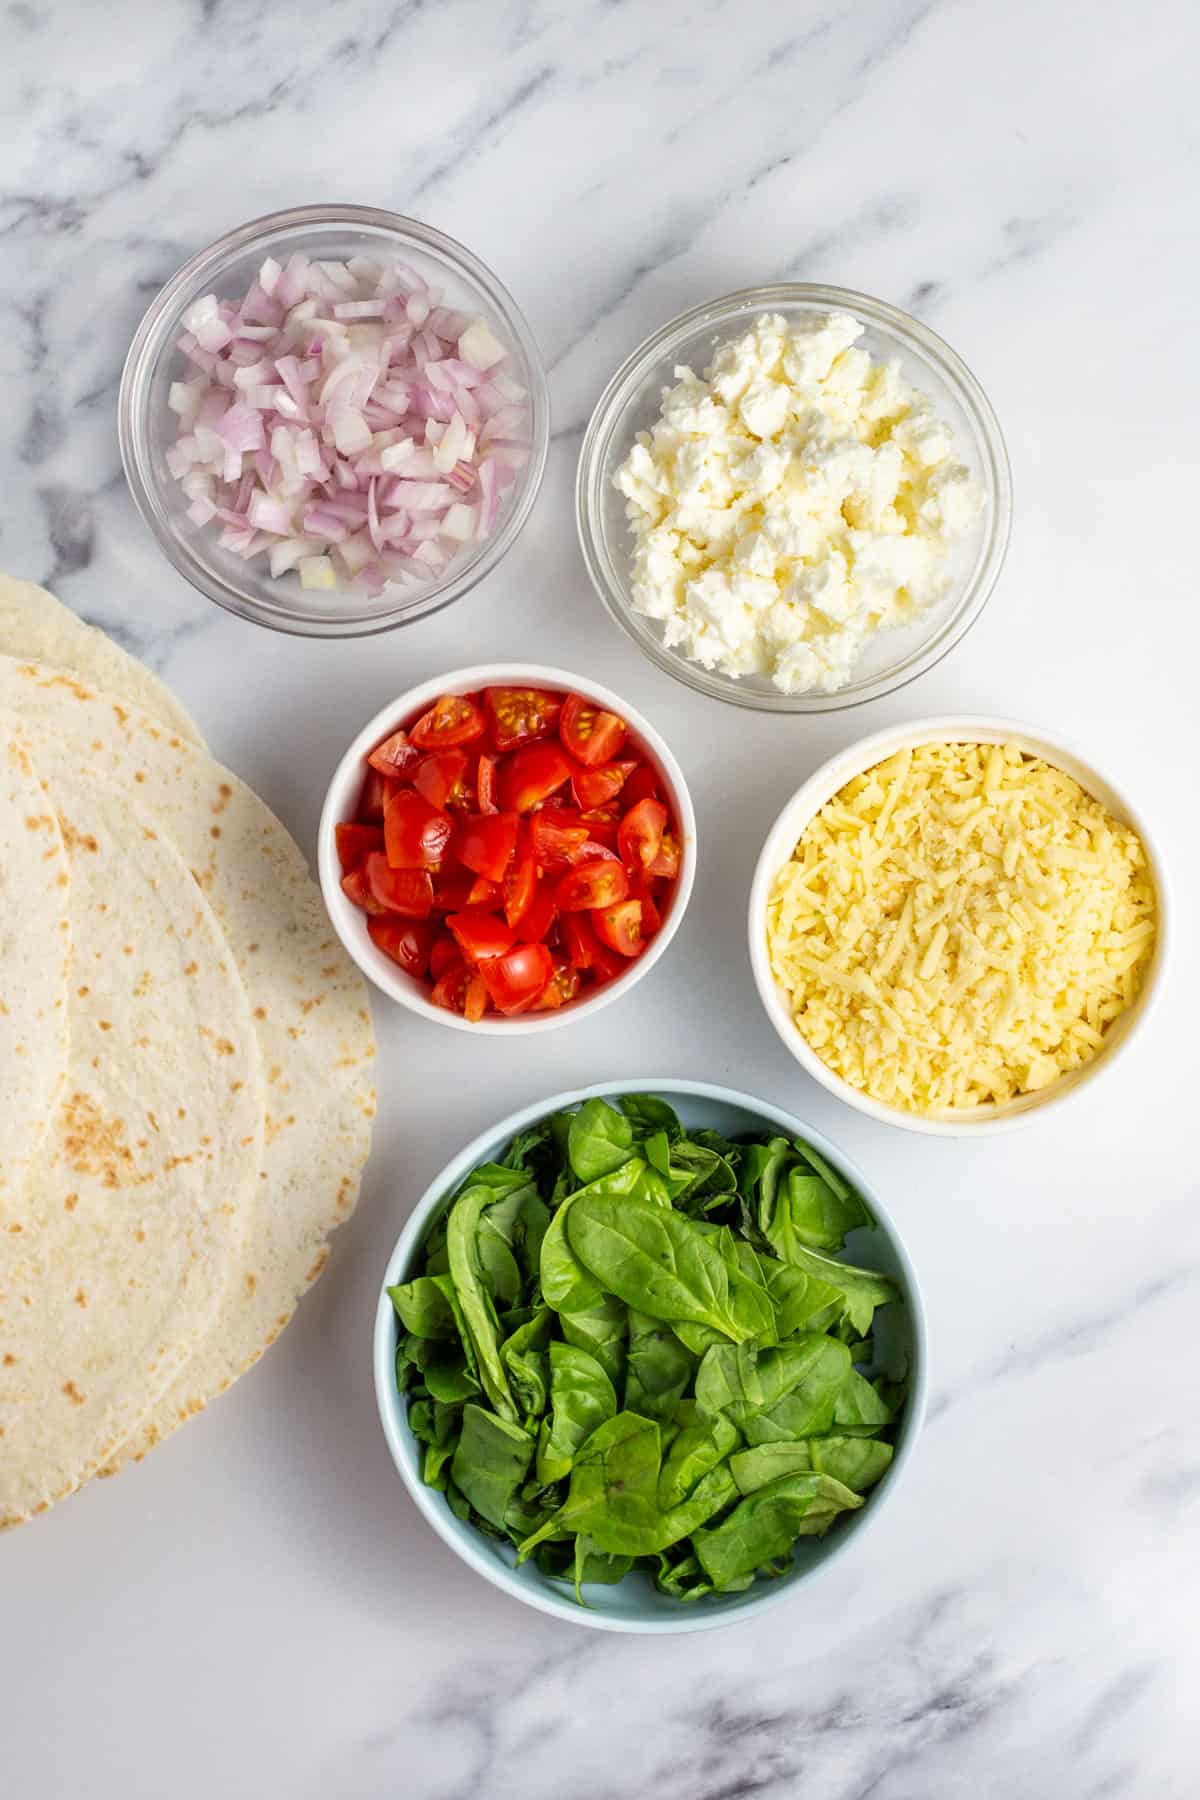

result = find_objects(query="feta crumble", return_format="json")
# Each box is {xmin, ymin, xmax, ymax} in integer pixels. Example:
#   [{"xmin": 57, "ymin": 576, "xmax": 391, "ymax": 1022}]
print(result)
[{"xmin": 613, "ymin": 311, "xmax": 983, "ymax": 695}]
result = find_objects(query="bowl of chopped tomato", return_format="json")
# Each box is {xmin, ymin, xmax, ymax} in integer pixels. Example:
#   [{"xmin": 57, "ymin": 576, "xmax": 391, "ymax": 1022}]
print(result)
[{"xmin": 318, "ymin": 666, "xmax": 696, "ymax": 1029}]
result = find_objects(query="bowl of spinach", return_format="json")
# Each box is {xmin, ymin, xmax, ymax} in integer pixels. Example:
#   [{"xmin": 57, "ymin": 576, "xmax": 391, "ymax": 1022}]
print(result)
[{"xmin": 374, "ymin": 1080, "xmax": 926, "ymax": 1631}]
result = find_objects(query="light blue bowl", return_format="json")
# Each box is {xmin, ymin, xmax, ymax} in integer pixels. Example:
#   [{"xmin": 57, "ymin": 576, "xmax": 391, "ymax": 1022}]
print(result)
[{"xmin": 373, "ymin": 1078, "xmax": 929, "ymax": 1633}]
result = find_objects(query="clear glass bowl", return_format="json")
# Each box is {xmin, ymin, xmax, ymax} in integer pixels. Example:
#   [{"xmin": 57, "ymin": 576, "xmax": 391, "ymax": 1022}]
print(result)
[
  {"xmin": 119, "ymin": 205, "xmax": 550, "ymax": 638},
  {"xmin": 576, "ymin": 283, "xmax": 1012, "ymax": 712}
]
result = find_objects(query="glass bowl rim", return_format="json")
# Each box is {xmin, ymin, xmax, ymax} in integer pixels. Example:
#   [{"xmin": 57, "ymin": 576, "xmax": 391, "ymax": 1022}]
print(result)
[
  {"xmin": 575, "ymin": 280, "xmax": 1013, "ymax": 712},
  {"xmin": 118, "ymin": 203, "xmax": 550, "ymax": 639}
]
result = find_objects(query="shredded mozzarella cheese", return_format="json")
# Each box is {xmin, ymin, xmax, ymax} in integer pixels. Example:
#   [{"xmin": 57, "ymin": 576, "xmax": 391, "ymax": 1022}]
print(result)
[{"xmin": 766, "ymin": 742, "xmax": 1157, "ymax": 1113}]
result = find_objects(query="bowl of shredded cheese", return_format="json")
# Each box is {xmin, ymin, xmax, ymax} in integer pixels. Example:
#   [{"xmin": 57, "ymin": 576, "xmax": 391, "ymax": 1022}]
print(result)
[{"xmin": 749, "ymin": 719, "xmax": 1166, "ymax": 1134}]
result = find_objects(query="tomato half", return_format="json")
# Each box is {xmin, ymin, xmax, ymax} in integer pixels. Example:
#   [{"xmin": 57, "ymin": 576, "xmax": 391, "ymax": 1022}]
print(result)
[
  {"xmin": 341, "ymin": 866, "xmax": 385, "ymax": 915},
  {"xmin": 593, "ymin": 897, "xmax": 644, "ymax": 958},
  {"xmin": 336, "ymin": 821, "xmax": 384, "ymax": 873},
  {"xmin": 649, "ymin": 830, "xmax": 681, "ymax": 881},
  {"xmin": 447, "ymin": 909, "xmax": 517, "ymax": 962},
  {"xmin": 357, "ymin": 768, "xmax": 392, "ymax": 824},
  {"xmin": 367, "ymin": 915, "xmax": 433, "ymax": 977},
  {"xmin": 466, "ymin": 875, "xmax": 503, "ymax": 908},
  {"xmin": 631, "ymin": 878, "xmax": 664, "ymax": 938},
  {"xmin": 560, "ymin": 693, "xmax": 626, "ymax": 767},
  {"xmin": 413, "ymin": 748, "xmax": 469, "ymax": 809},
  {"xmin": 618, "ymin": 798, "xmax": 667, "ymax": 873},
  {"xmin": 571, "ymin": 760, "xmax": 637, "ymax": 811},
  {"xmin": 483, "ymin": 686, "xmax": 563, "ymax": 752},
  {"xmin": 384, "ymin": 788, "xmax": 454, "ymax": 870},
  {"xmin": 410, "ymin": 692, "xmax": 486, "ymax": 750},
  {"xmin": 498, "ymin": 742, "xmax": 571, "ymax": 814},
  {"xmin": 621, "ymin": 763, "xmax": 661, "ymax": 808},
  {"xmin": 529, "ymin": 807, "xmax": 589, "ymax": 872},
  {"xmin": 579, "ymin": 808, "xmax": 619, "ymax": 852},
  {"xmin": 535, "ymin": 959, "xmax": 581, "ymax": 1009},
  {"xmin": 502, "ymin": 831, "xmax": 537, "ymax": 927},
  {"xmin": 480, "ymin": 943, "xmax": 554, "ymax": 1014},
  {"xmin": 556, "ymin": 857, "xmax": 630, "ymax": 912},
  {"xmin": 562, "ymin": 912, "xmax": 600, "ymax": 969},
  {"xmin": 430, "ymin": 871, "xmax": 475, "ymax": 913},
  {"xmin": 367, "ymin": 727, "xmax": 420, "ymax": 778},
  {"xmin": 476, "ymin": 753, "xmax": 499, "ymax": 814},
  {"xmin": 514, "ymin": 878, "xmax": 556, "ymax": 944},
  {"xmin": 456, "ymin": 811, "xmax": 519, "ymax": 883},
  {"xmin": 590, "ymin": 936, "xmax": 632, "ymax": 983},
  {"xmin": 364, "ymin": 854, "xmax": 434, "ymax": 918}
]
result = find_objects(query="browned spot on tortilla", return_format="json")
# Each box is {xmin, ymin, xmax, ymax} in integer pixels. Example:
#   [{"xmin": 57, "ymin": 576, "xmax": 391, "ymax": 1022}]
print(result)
[
  {"xmin": 98, "ymin": 1020, "xmax": 112, "ymax": 1032},
  {"xmin": 142, "ymin": 826, "xmax": 157, "ymax": 841},
  {"xmin": 336, "ymin": 1176, "xmax": 354, "ymax": 1212},
  {"xmin": 183, "ymin": 961, "xmax": 198, "ymax": 976},
  {"xmin": 248, "ymin": 943, "xmax": 259, "ymax": 953},
  {"xmin": 63, "ymin": 1193, "xmax": 78, "ymax": 1211},
  {"xmin": 60, "ymin": 818, "xmax": 99, "ymax": 854},
  {"xmin": 210, "ymin": 825, "xmax": 221, "ymax": 839},
  {"xmin": 113, "ymin": 703, "xmax": 129, "ymax": 726},
  {"xmin": 7, "ymin": 1223, "xmax": 23, "ymax": 1234},
  {"xmin": 214, "ymin": 1037, "xmax": 234, "ymax": 1056},
  {"xmin": 122, "ymin": 945, "xmax": 133, "ymax": 956},
  {"xmin": 164, "ymin": 1154, "xmax": 194, "ymax": 1171},
  {"xmin": 74, "ymin": 1288, "xmax": 87, "ymax": 1308},
  {"xmin": 253, "ymin": 1006, "xmax": 266, "ymax": 1020},
  {"xmin": 62, "ymin": 1381, "xmax": 85, "ymax": 1405},
  {"xmin": 321, "ymin": 964, "xmax": 339, "ymax": 979},
  {"xmin": 288, "ymin": 1026, "xmax": 303, "ymax": 1040},
  {"xmin": 230, "ymin": 1080, "xmax": 243, "ymax": 1094},
  {"xmin": 24, "ymin": 812, "xmax": 53, "ymax": 831},
  {"xmin": 3, "ymin": 1353, "xmax": 16, "ymax": 1366},
  {"xmin": 211, "ymin": 782, "xmax": 233, "ymax": 815},
  {"xmin": 62, "ymin": 1092, "xmax": 137, "ymax": 1189},
  {"xmin": 176, "ymin": 1106, "xmax": 186, "ymax": 1119},
  {"xmin": 148, "ymin": 1110, "xmax": 160, "ymax": 1132},
  {"xmin": 56, "ymin": 871, "xmax": 67, "ymax": 887},
  {"xmin": 135, "ymin": 1228, "xmax": 145, "ymax": 1242},
  {"xmin": 245, "ymin": 1273, "xmax": 257, "ymax": 1295},
  {"xmin": 300, "ymin": 995, "xmax": 326, "ymax": 1016},
  {"xmin": 77, "ymin": 985, "xmax": 89, "ymax": 997},
  {"xmin": 277, "ymin": 1313, "xmax": 288, "ymax": 1327},
  {"xmin": 306, "ymin": 1248, "xmax": 330, "ymax": 1283},
  {"xmin": 38, "ymin": 671, "xmax": 92, "ymax": 701},
  {"xmin": 134, "ymin": 770, "xmax": 145, "ymax": 783}
]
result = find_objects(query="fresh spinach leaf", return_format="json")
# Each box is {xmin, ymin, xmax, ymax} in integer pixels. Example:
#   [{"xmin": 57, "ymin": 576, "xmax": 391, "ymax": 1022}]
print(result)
[
  {"xmin": 624, "ymin": 1310, "xmax": 696, "ymax": 1422},
  {"xmin": 560, "ymin": 1293, "xmax": 628, "ymax": 1390},
  {"xmin": 658, "ymin": 1411, "xmax": 740, "ymax": 1510},
  {"xmin": 446, "ymin": 1187, "xmax": 518, "ymax": 1421},
  {"xmin": 536, "ymin": 1342, "xmax": 617, "ymax": 1485},
  {"xmin": 619, "ymin": 1094, "xmax": 683, "ymax": 1140},
  {"xmin": 568, "ymin": 1099, "xmax": 635, "ymax": 1182},
  {"xmin": 567, "ymin": 1193, "xmax": 751, "ymax": 1340},
  {"xmin": 450, "ymin": 1404, "xmax": 535, "ymax": 1528},
  {"xmin": 387, "ymin": 1276, "xmax": 457, "ymax": 1340},
  {"xmin": 730, "ymin": 1436, "xmax": 893, "ymax": 1496},
  {"xmin": 692, "ymin": 1472, "xmax": 863, "ymax": 1588}
]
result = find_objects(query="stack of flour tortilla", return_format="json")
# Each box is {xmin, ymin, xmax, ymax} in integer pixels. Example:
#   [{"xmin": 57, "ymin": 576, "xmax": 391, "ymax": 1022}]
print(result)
[{"xmin": 0, "ymin": 575, "xmax": 375, "ymax": 1529}]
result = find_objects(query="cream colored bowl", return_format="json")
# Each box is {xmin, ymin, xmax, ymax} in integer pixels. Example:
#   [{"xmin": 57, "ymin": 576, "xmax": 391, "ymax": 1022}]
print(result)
[{"xmin": 748, "ymin": 716, "xmax": 1168, "ymax": 1136}]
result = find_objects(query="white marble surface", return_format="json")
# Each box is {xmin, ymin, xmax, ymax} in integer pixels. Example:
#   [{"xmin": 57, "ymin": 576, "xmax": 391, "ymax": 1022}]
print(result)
[{"xmin": 2, "ymin": 1, "xmax": 1197, "ymax": 1794}]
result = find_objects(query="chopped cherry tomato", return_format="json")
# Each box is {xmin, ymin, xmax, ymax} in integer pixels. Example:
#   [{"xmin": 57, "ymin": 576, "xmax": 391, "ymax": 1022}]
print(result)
[
  {"xmin": 502, "ymin": 830, "xmax": 538, "ymax": 927},
  {"xmin": 357, "ymin": 768, "xmax": 391, "ymax": 824},
  {"xmin": 431, "ymin": 958, "xmax": 489, "ymax": 1019},
  {"xmin": 590, "ymin": 936, "xmax": 632, "ymax": 983},
  {"xmin": 649, "ymin": 830, "xmax": 681, "ymax": 881},
  {"xmin": 429, "ymin": 934, "xmax": 460, "ymax": 980},
  {"xmin": 618, "ymin": 798, "xmax": 668, "ymax": 873},
  {"xmin": 336, "ymin": 821, "xmax": 384, "ymax": 873},
  {"xmin": 593, "ymin": 897, "xmax": 644, "ymax": 958},
  {"xmin": 631, "ymin": 878, "xmax": 663, "ymax": 937},
  {"xmin": 341, "ymin": 866, "xmax": 385, "ymax": 915},
  {"xmin": 535, "ymin": 958, "xmax": 581, "ymax": 1010},
  {"xmin": 430, "ymin": 871, "xmax": 475, "ymax": 913},
  {"xmin": 499, "ymin": 742, "xmax": 571, "ymax": 814},
  {"xmin": 529, "ymin": 806, "xmax": 589, "ymax": 872},
  {"xmin": 560, "ymin": 693, "xmax": 626, "ymax": 767},
  {"xmin": 562, "ymin": 912, "xmax": 600, "ymax": 969},
  {"xmin": 577, "ymin": 839, "xmax": 620, "ymax": 863},
  {"xmin": 447, "ymin": 909, "xmax": 517, "ymax": 962},
  {"xmin": 384, "ymin": 788, "xmax": 454, "ymax": 870},
  {"xmin": 367, "ymin": 727, "xmax": 420, "ymax": 778},
  {"xmin": 556, "ymin": 857, "xmax": 630, "ymax": 912},
  {"xmin": 365, "ymin": 854, "xmax": 434, "ymax": 918},
  {"xmin": 579, "ymin": 808, "xmax": 620, "ymax": 852},
  {"xmin": 571, "ymin": 760, "xmax": 637, "ymax": 811},
  {"xmin": 466, "ymin": 875, "xmax": 503, "ymax": 908},
  {"xmin": 456, "ymin": 811, "xmax": 519, "ymax": 883},
  {"xmin": 621, "ymin": 763, "xmax": 661, "ymax": 808},
  {"xmin": 413, "ymin": 748, "xmax": 469, "ymax": 809},
  {"xmin": 480, "ymin": 943, "xmax": 554, "ymax": 1014},
  {"xmin": 367, "ymin": 915, "xmax": 433, "ymax": 978},
  {"xmin": 514, "ymin": 878, "xmax": 557, "ymax": 945},
  {"xmin": 476, "ymin": 753, "xmax": 499, "ymax": 814},
  {"xmin": 410, "ymin": 692, "xmax": 486, "ymax": 750},
  {"xmin": 483, "ymin": 686, "xmax": 563, "ymax": 752}
]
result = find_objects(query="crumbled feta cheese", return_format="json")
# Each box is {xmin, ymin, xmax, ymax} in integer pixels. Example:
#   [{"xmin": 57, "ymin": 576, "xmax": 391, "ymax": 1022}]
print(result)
[{"xmin": 613, "ymin": 311, "xmax": 983, "ymax": 694}]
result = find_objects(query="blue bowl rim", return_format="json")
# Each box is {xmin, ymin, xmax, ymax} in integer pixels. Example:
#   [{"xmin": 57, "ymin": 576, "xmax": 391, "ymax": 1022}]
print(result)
[{"xmin": 373, "ymin": 1077, "xmax": 930, "ymax": 1634}]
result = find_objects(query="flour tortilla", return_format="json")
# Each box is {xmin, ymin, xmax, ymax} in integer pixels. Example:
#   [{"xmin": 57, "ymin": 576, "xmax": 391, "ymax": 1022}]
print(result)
[
  {"xmin": 0, "ymin": 658, "xmax": 376, "ymax": 1466},
  {"xmin": 0, "ymin": 575, "xmax": 205, "ymax": 748},
  {"xmin": 0, "ymin": 737, "xmax": 70, "ymax": 1214},
  {"xmin": 0, "ymin": 730, "xmax": 264, "ymax": 1526}
]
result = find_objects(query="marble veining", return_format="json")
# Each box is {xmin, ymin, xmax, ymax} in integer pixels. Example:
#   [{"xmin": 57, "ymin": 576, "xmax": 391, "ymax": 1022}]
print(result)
[{"xmin": 1, "ymin": 2, "xmax": 1197, "ymax": 1796}]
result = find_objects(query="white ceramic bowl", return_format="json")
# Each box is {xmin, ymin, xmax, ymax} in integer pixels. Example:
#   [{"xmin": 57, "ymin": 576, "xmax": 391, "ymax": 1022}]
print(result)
[
  {"xmin": 748, "ymin": 716, "xmax": 1168, "ymax": 1136},
  {"xmin": 318, "ymin": 663, "xmax": 696, "ymax": 1032},
  {"xmin": 374, "ymin": 1078, "xmax": 927, "ymax": 1632}
]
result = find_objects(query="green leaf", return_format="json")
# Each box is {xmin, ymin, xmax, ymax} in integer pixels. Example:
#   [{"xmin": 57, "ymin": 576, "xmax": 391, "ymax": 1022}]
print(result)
[
  {"xmin": 536, "ymin": 1342, "xmax": 617, "ymax": 1485},
  {"xmin": 387, "ymin": 1276, "xmax": 457, "ymax": 1339},
  {"xmin": 658, "ymin": 1411, "xmax": 740, "ymax": 1510},
  {"xmin": 539, "ymin": 1160, "xmax": 649, "ymax": 1315},
  {"xmin": 500, "ymin": 1308, "xmax": 553, "ymax": 1418},
  {"xmin": 568, "ymin": 1099, "xmax": 635, "ymax": 1183},
  {"xmin": 450, "ymin": 1404, "xmax": 536, "ymax": 1528},
  {"xmin": 833, "ymin": 1369, "xmax": 898, "ymax": 1431},
  {"xmin": 624, "ymin": 1310, "xmax": 696, "ymax": 1422},
  {"xmin": 694, "ymin": 1335, "xmax": 851, "ymax": 1444},
  {"xmin": 730, "ymin": 1436, "xmax": 893, "ymax": 1496},
  {"xmin": 567, "ymin": 1193, "xmax": 753, "ymax": 1340},
  {"xmin": 692, "ymin": 1472, "xmax": 863, "ymax": 1589},
  {"xmin": 560, "ymin": 1293, "xmax": 628, "ymax": 1390},
  {"xmin": 446, "ymin": 1187, "xmax": 518, "ymax": 1422},
  {"xmin": 619, "ymin": 1094, "xmax": 683, "ymax": 1140},
  {"xmin": 772, "ymin": 1244, "xmax": 900, "ymax": 1338},
  {"xmin": 517, "ymin": 1412, "xmax": 663, "ymax": 1559}
]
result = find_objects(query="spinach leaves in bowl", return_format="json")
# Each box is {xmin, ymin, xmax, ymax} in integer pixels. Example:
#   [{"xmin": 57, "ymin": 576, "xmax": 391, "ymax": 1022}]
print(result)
[{"xmin": 388, "ymin": 1093, "xmax": 909, "ymax": 1607}]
